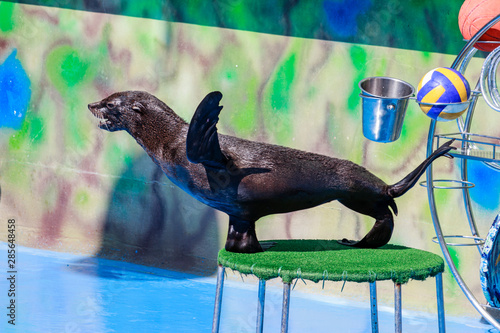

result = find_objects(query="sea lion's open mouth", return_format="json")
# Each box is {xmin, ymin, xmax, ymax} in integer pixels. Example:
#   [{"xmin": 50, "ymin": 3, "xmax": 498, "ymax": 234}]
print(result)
[
  {"xmin": 95, "ymin": 113, "xmax": 112, "ymax": 129},
  {"xmin": 98, "ymin": 118, "xmax": 113, "ymax": 130},
  {"xmin": 88, "ymin": 103, "xmax": 115, "ymax": 131}
]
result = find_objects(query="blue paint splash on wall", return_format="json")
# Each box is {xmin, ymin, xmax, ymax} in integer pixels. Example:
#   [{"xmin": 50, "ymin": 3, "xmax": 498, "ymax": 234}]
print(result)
[
  {"xmin": 468, "ymin": 160, "xmax": 500, "ymax": 212},
  {"xmin": 323, "ymin": 0, "xmax": 372, "ymax": 38},
  {"xmin": 0, "ymin": 50, "xmax": 31, "ymax": 130}
]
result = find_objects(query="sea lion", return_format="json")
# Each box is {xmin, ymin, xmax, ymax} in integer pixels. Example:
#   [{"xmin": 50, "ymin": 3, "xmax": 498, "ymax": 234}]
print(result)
[{"xmin": 88, "ymin": 91, "xmax": 454, "ymax": 253}]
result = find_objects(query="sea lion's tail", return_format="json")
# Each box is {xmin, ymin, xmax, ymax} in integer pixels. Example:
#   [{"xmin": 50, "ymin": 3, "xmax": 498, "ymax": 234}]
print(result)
[{"xmin": 387, "ymin": 140, "xmax": 455, "ymax": 198}]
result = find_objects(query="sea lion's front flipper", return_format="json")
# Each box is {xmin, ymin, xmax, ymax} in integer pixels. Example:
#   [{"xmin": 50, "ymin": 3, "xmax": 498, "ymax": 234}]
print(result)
[
  {"xmin": 186, "ymin": 91, "xmax": 228, "ymax": 169},
  {"xmin": 225, "ymin": 217, "xmax": 263, "ymax": 253}
]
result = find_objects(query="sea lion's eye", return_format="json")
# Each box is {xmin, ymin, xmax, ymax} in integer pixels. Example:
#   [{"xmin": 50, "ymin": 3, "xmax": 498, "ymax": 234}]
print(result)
[{"xmin": 107, "ymin": 102, "xmax": 115, "ymax": 109}]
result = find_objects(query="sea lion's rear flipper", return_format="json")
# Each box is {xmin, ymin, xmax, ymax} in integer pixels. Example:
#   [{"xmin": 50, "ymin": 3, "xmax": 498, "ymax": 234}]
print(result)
[
  {"xmin": 338, "ymin": 211, "xmax": 394, "ymax": 248},
  {"xmin": 186, "ymin": 91, "xmax": 228, "ymax": 169},
  {"xmin": 337, "ymin": 200, "xmax": 394, "ymax": 249}
]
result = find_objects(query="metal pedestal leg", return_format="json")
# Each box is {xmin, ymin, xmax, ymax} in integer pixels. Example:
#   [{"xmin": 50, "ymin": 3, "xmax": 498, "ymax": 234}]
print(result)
[
  {"xmin": 256, "ymin": 280, "xmax": 266, "ymax": 333},
  {"xmin": 212, "ymin": 265, "xmax": 225, "ymax": 333},
  {"xmin": 281, "ymin": 282, "xmax": 291, "ymax": 333},
  {"xmin": 436, "ymin": 273, "xmax": 446, "ymax": 333},
  {"xmin": 395, "ymin": 283, "xmax": 402, "ymax": 333},
  {"xmin": 370, "ymin": 282, "xmax": 379, "ymax": 333}
]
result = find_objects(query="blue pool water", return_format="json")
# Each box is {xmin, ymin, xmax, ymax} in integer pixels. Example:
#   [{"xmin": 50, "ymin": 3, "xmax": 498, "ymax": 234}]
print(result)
[{"xmin": 0, "ymin": 243, "xmax": 495, "ymax": 332}]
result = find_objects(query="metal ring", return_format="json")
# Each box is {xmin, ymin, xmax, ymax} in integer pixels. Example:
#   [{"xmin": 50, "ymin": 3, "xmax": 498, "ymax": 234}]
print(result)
[
  {"xmin": 416, "ymin": 100, "xmax": 471, "ymax": 107},
  {"xmin": 359, "ymin": 93, "xmax": 413, "ymax": 100},
  {"xmin": 432, "ymin": 235, "xmax": 485, "ymax": 246},
  {"xmin": 419, "ymin": 179, "xmax": 475, "ymax": 189}
]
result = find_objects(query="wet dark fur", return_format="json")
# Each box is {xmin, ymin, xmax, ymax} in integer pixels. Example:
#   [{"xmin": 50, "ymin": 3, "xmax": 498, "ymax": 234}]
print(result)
[{"xmin": 88, "ymin": 91, "xmax": 454, "ymax": 253}]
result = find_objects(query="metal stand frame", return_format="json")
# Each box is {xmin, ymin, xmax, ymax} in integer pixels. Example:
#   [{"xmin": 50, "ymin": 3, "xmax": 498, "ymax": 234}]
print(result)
[
  {"xmin": 370, "ymin": 282, "xmax": 379, "ymax": 333},
  {"xmin": 436, "ymin": 273, "xmax": 446, "ymax": 333},
  {"xmin": 281, "ymin": 283, "xmax": 291, "ymax": 333},
  {"xmin": 425, "ymin": 14, "xmax": 500, "ymax": 331},
  {"xmin": 395, "ymin": 283, "xmax": 402, "ymax": 333},
  {"xmin": 257, "ymin": 280, "xmax": 266, "ymax": 333},
  {"xmin": 212, "ymin": 271, "xmax": 445, "ymax": 332},
  {"xmin": 212, "ymin": 265, "xmax": 225, "ymax": 333}
]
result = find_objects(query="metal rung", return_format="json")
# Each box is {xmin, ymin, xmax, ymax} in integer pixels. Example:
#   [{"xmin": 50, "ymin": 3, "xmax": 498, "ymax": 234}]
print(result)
[
  {"xmin": 419, "ymin": 179, "xmax": 475, "ymax": 189},
  {"xmin": 416, "ymin": 99, "xmax": 471, "ymax": 108},
  {"xmin": 435, "ymin": 133, "xmax": 500, "ymax": 164},
  {"xmin": 432, "ymin": 235, "xmax": 485, "ymax": 246}
]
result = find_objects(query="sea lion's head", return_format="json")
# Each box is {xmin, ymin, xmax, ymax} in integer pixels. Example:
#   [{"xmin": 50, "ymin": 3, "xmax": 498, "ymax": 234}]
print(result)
[
  {"xmin": 88, "ymin": 91, "xmax": 150, "ymax": 132},
  {"xmin": 88, "ymin": 91, "xmax": 177, "ymax": 133}
]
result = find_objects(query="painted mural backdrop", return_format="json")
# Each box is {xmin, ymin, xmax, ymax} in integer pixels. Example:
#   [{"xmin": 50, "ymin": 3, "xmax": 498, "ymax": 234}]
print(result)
[
  {"xmin": 6, "ymin": 0, "xmax": 467, "ymax": 54},
  {"xmin": 0, "ymin": 0, "xmax": 499, "ymax": 315}
]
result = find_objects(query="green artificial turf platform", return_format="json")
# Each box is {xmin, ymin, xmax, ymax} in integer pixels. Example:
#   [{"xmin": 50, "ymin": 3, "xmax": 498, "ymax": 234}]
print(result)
[{"xmin": 217, "ymin": 240, "xmax": 444, "ymax": 284}]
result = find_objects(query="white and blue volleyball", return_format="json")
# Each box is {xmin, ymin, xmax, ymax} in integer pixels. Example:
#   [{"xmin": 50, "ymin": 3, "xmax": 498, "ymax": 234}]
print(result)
[{"xmin": 416, "ymin": 67, "xmax": 471, "ymax": 121}]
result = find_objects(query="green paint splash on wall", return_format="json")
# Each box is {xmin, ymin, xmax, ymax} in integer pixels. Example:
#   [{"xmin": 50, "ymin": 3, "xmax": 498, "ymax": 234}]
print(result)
[
  {"xmin": 74, "ymin": 190, "xmax": 90, "ymax": 207},
  {"xmin": 60, "ymin": 51, "xmax": 89, "ymax": 87},
  {"xmin": 104, "ymin": 144, "xmax": 134, "ymax": 173},
  {"xmin": 271, "ymin": 53, "xmax": 296, "ymax": 112},
  {"xmin": 8, "ymin": 117, "xmax": 29, "ymax": 151},
  {"xmin": 67, "ymin": 101, "xmax": 87, "ymax": 150},
  {"xmin": 210, "ymin": 44, "xmax": 260, "ymax": 137},
  {"xmin": 46, "ymin": 46, "xmax": 91, "ymax": 94},
  {"xmin": 435, "ymin": 187, "xmax": 452, "ymax": 210},
  {"xmin": 347, "ymin": 45, "xmax": 368, "ymax": 113},
  {"xmin": 0, "ymin": 2, "xmax": 15, "ymax": 32},
  {"xmin": 45, "ymin": 46, "xmax": 96, "ymax": 150},
  {"xmin": 28, "ymin": 115, "xmax": 44, "ymax": 145},
  {"xmin": 8, "ymin": 114, "xmax": 44, "ymax": 150},
  {"xmin": 230, "ymin": 78, "xmax": 259, "ymax": 136},
  {"xmin": 264, "ymin": 49, "xmax": 298, "ymax": 143},
  {"xmin": 448, "ymin": 245, "xmax": 460, "ymax": 272}
]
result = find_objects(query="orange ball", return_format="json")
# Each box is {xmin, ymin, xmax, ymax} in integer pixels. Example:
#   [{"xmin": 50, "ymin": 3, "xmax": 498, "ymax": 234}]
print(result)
[{"xmin": 459, "ymin": 0, "xmax": 500, "ymax": 52}]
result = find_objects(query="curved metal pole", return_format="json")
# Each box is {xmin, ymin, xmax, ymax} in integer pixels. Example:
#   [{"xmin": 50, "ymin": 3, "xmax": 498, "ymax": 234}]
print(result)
[
  {"xmin": 459, "ymin": 82, "xmax": 483, "ymax": 253},
  {"xmin": 426, "ymin": 121, "xmax": 500, "ymax": 330},
  {"xmin": 460, "ymin": 145, "xmax": 482, "ymax": 254},
  {"xmin": 458, "ymin": 47, "xmax": 479, "ymax": 74}
]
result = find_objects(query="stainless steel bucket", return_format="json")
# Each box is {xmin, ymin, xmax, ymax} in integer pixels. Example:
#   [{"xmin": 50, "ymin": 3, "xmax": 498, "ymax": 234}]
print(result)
[{"xmin": 359, "ymin": 77, "xmax": 414, "ymax": 143}]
